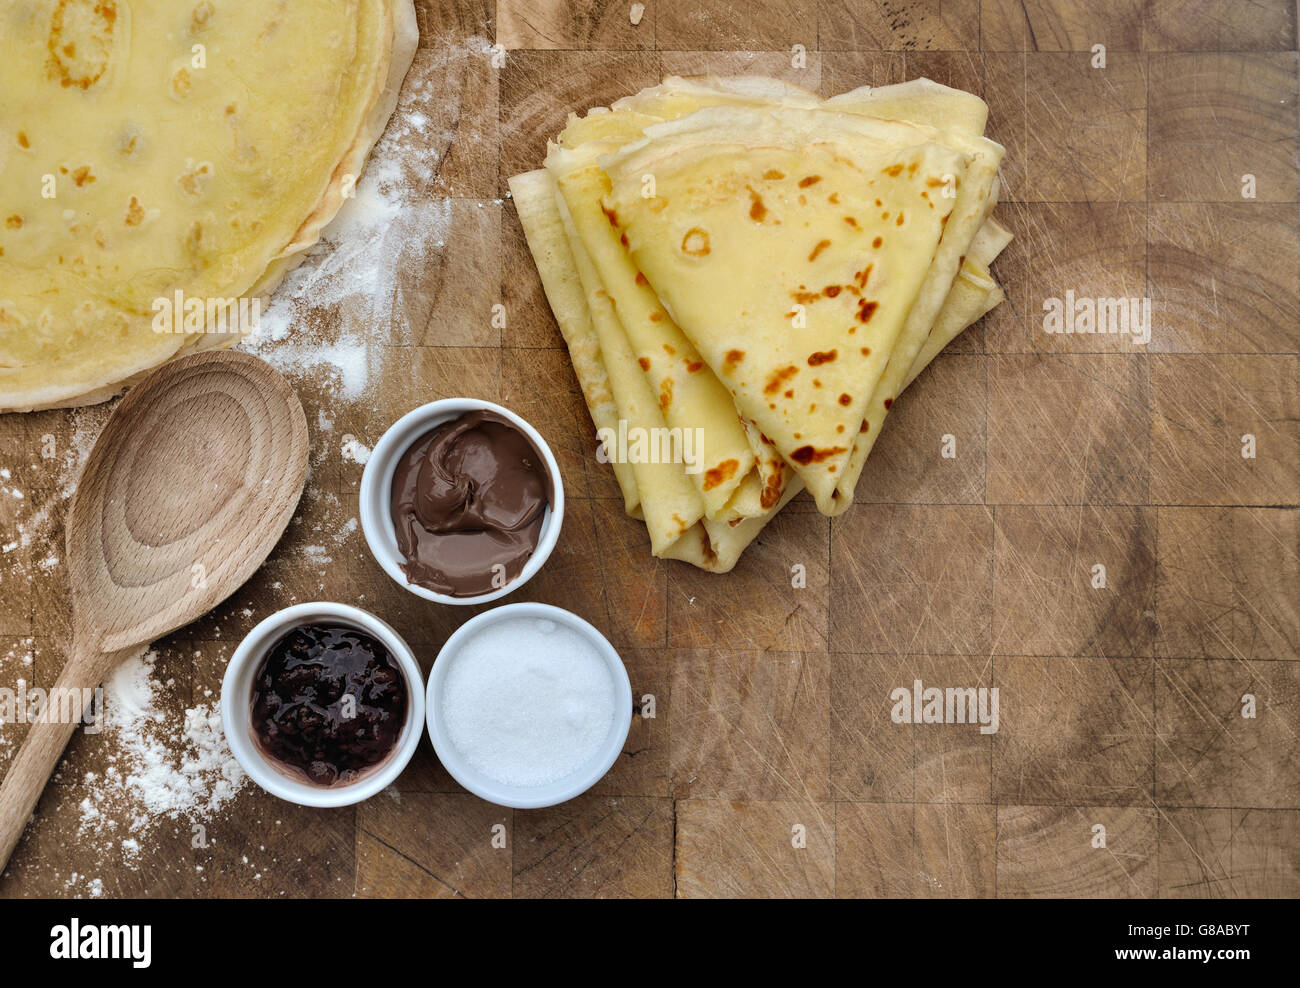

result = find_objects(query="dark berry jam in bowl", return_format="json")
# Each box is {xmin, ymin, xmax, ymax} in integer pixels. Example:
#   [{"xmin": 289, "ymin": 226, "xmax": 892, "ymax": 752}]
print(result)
[
  {"xmin": 222, "ymin": 603, "xmax": 425, "ymax": 808},
  {"xmin": 251, "ymin": 623, "xmax": 408, "ymax": 786}
]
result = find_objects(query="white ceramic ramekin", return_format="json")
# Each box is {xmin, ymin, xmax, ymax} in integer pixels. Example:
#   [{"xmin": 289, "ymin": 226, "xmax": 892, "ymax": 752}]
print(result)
[
  {"xmin": 358, "ymin": 398, "xmax": 564, "ymax": 605},
  {"xmin": 221, "ymin": 602, "xmax": 425, "ymax": 808},
  {"xmin": 425, "ymin": 602, "xmax": 633, "ymax": 810}
]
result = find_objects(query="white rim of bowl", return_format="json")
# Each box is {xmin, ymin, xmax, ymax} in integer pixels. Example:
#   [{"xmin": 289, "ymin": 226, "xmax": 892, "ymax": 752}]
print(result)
[
  {"xmin": 425, "ymin": 602, "xmax": 633, "ymax": 810},
  {"xmin": 358, "ymin": 398, "xmax": 564, "ymax": 605},
  {"xmin": 221, "ymin": 602, "xmax": 426, "ymax": 808}
]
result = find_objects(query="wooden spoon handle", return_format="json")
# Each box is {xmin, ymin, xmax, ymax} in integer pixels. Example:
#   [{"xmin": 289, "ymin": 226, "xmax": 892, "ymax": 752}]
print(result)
[{"xmin": 0, "ymin": 639, "xmax": 142, "ymax": 870}]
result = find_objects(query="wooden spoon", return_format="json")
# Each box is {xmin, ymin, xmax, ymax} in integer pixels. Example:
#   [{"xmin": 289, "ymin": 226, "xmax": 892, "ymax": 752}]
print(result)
[{"xmin": 0, "ymin": 349, "xmax": 308, "ymax": 869}]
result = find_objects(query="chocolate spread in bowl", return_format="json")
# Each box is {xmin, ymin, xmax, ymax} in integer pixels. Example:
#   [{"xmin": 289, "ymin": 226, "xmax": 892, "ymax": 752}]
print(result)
[{"xmin": 390, "ymin": 409, "xmax": 552, "ymax": 598}]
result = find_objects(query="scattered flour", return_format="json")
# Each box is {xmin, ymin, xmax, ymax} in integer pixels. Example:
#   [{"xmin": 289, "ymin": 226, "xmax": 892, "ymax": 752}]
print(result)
[
  {"xmin": 340, "ymin": 434, "xmax": 372, "ymax": 465},
  {"xmin": 302, "ymin": 545, "xmax": 333, "ymax": 566},
  {"xmin": 0, "ymin": 404, "xmax": 112, "ymax": 592},
  {"xmin": 75, "ymin": 649, "xmax": 245, "ymax": 854},
  {"xmin": 237, "ymin": 56, "xmax": 458, "ymax": 409},
  {"xmin": 0, "ymin": 640, "xmax": 34, "ymax": 765}
]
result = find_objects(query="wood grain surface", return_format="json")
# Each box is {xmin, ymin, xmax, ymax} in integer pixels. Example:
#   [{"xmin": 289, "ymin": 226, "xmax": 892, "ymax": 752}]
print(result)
[{"xmin": 1, "ymin": 0, "xmax": 1297, "ymax": 898}]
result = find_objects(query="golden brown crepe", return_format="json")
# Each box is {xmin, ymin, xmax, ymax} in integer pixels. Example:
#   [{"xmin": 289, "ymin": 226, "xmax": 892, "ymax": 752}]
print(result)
[
  {"xmin": 601, "ymin": 105, "xmax": 966, "ymax": 514},
  {"xmin": 0, "ymin": 0, "xmax": 417, "ymax": 411},
  {"xmin": 510, "ymin": 76, "xmax": 1013, "ymax": 571}
]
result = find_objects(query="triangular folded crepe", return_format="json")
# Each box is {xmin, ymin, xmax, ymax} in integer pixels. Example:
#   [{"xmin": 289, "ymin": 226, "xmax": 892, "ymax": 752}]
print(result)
[
  {"xmin": 601, "ymin": 105, "xmax": 967, "ymax": 513},
  {"xmin": 622, "ymin": 77, "xmax": 1005, "ymax": 513},
  {"xmin": 509, "ymin": 77, "xmax": 1014, "ymax": 571},
  {"xmin": 548, "ymin": 76, "xmax": 1006, "ymax": 521},
  {"xmin": 555, "ymin": 190, "xmax": 709, "ymax": 554}
]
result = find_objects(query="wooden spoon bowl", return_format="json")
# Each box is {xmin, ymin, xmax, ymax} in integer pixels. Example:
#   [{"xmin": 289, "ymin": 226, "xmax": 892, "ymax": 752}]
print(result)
[{"xmin": 0, "ymin": 349, "xmax": 308, "ymax": 867}]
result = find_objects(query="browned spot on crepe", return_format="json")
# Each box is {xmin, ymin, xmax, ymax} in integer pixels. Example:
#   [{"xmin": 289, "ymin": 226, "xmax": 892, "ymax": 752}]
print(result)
[
  {"xmin": 47, "ymin": 0, "xmax": 117, "ymax": 91},
  {"xmin": 790, "ymin": 444, "xmax": 847, "ymax": 465},
  {"xmin": 681, "ymin": 227, "xmax": 709, "ymax": 256},
  {"xmin": 763, "ymin": 365, "xmax": 798, "ymax": 395},
  {"xmin": 703, "ymin": 458, "xmax": 739, "ymax": 491},
  {"xmin": 123, "ymin": 195, "xmax": 144, "ymax": 227}
]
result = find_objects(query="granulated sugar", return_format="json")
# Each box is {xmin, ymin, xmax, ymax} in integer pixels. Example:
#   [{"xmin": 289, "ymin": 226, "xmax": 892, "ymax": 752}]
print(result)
[
  {"xmin": 75, "ymin": 649, "xmax": 245, "ymax": 852},
  {"xmin": 441, "ymin": 617, "xmax": 617, "ymax": 788}
]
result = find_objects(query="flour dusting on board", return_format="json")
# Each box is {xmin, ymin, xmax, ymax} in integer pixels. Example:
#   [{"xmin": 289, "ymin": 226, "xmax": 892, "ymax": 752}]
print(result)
[
  {"xmin": 0, "ymin": 403, "xmax": 112, "ymax": 584},
  {"xmin": 74, "ymin": 650, "xmax": 244, "ymax": 851}
]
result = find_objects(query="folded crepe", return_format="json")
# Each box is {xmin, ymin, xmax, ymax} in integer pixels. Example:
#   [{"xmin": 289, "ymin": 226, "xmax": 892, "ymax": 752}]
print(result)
[
  {"xmin": 607, "ymin": 76, "xmax": 1006, "ymax": 514},
  {"xmin": 509, "ymin": 76, "xmax": 1013, "ymax": 571},
  {"xmin": 549, "ymin": 76, "xmax": 1008, "ymax": 516},
  {"xmin": 601, "ymin": 104, "xmax": 967, "ymax": 514},
  {"xmin": 510, "ymin": 169, "xmax": 641, "ymax": 518}
]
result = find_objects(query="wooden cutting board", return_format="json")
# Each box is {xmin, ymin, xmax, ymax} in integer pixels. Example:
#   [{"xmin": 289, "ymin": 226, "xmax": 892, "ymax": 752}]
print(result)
[{"xmin": 0, "ymin": 0, "xmax": 1295, "ymax": 898}]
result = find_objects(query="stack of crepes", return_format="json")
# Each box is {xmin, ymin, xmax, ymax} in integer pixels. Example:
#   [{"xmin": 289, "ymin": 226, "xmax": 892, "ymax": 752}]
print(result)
[{"xmin": 509, "ymin": 76, "xmax": 1011, "ymax": 572}]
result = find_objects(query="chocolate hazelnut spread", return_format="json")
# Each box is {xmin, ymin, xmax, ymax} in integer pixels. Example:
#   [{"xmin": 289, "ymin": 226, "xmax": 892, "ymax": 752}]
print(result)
[
  {"xmin": 250, "ymin": 623, "xmax": 408, "ymax": 787},
  {"xmin": 390, "ymin": 409, "xmax": 552, "ymax": 597}
]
